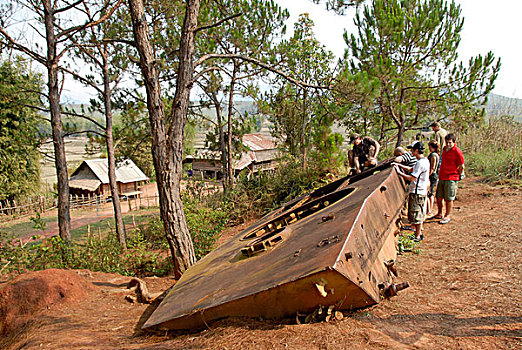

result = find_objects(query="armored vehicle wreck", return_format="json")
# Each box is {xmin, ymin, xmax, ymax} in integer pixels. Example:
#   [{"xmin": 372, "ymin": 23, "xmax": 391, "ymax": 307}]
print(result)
[{"xmin": 144, "ymin": 161, "xmax": 409, "ymax": 330}]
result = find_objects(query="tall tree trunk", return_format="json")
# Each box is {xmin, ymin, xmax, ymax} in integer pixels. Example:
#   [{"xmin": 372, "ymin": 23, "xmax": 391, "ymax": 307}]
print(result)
[
  {"xmin": 102, "ymin": 47, "xmax": 126, "ymax": 249},
  {"xmin": 226, "ymin": 59, "xmax": 239, "ymax": 186},
  {"xmin": 166, "ymin": 0, "xmax": 200, "ymax": 276},
  {"xmin": 300, "ymin": 89, "xmax": 307, "ymax": 169},
  {"xmin": 396, "ymin": 122, "xmax": 405, "ymax": 148},
  {"xmin": 43, "ymin": 0, "xmax": 70, "ymax": 241},
  {"xmin": 128, "ymin": 0, "xmax": 197, "ymax": 279},
  {"xmin": 211, "ymin": 93, "xmax": 227, "ymax": 191}
]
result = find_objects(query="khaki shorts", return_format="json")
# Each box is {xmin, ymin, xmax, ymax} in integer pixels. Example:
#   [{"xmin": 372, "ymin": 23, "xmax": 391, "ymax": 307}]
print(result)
[
  {"xmin": 436, "ymin": 180, "xmax": 458, "ymax": 201},
  {"xmin": 408, "ymin": 193, "xmax": 426, "ymax": 224}
]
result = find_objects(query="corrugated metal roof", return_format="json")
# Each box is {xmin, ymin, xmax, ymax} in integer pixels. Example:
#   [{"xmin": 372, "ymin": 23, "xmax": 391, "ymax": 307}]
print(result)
[
  {"xmin": 70, "ymin": 158, "xmax": 149, "ymax": 186},
  {"xmin": 190, "ymin": 149, "xmax": 222, "ymax": 161},
  {"xmin": 186, "ymin": 134, "xmax": 279, "ymax": 171},
  {"xmin": 233, "ymin": 152, "xmax": 256, "ymax": 170},
  {"xmin": 242, "ymin": 133, "xmax": 276, "ymax": 151}
]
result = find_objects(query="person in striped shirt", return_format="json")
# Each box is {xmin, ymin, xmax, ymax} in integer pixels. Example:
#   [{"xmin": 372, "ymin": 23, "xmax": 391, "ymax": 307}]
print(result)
[{"xmin": 393, "ymin": 146, "xmax": 417, "ymax": 170}]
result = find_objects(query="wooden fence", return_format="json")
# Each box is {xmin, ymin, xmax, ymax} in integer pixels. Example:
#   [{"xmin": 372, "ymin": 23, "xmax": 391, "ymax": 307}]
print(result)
[
  {"xmin": 1, "ymin": 179, "xmax": 223, "ymax": 222},
  {"xmin": 0, "ymin": 193, "xmax": 162, "ymax": 222},
  {"xmin": 0, "ymin": 196, "xmax": 54, "ymax": 218}
]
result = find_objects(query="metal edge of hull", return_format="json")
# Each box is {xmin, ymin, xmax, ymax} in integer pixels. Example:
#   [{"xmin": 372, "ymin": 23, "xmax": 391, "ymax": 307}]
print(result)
[
  {"xmin": 333, "ymin": 168, "xmax": 407, "ymax": 301},
  {"xmin": 147, "ymin": 269, "xmax": 375, "ymax": 331}
]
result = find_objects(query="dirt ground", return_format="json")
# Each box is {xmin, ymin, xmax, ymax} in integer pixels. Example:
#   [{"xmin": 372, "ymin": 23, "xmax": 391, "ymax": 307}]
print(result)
[{"xmin": 1, "ymin": 176, "xmax": 521, "ymax": 349}]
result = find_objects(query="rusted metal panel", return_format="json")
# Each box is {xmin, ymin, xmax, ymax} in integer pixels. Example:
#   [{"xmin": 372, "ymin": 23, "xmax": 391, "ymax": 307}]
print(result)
[{"xmin": 144, "ymin": 161, "xmax": 408, "ymax": 330}]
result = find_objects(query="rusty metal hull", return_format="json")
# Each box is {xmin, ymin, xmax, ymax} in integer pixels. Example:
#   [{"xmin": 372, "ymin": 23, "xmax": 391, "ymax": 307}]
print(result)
[{"xmin": 144, "ymin": 163, "xmax": 407, "ymax": 330}]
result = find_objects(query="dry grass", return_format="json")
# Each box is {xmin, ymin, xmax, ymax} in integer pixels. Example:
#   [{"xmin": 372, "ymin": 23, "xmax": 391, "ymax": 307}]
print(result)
[{"xmin": 459, "ymin": 116, "xmax": 522, "ymax": 182}]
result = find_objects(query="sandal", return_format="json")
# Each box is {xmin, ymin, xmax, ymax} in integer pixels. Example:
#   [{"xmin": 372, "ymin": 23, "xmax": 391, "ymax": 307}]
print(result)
[{"xmin": 439, "ymin": 218, "xmax": 451, "ymax": 224}]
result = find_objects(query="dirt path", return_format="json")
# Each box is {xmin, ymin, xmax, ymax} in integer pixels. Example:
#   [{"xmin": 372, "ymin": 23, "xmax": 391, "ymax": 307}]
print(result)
[{"xmin": 1, "ymin": 177, "xmax": 521, "ymax": 349}]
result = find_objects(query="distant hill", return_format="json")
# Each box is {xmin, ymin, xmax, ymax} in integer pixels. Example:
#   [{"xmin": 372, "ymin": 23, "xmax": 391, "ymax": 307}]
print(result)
[
  {"xmin": 58, "ymin": 94, "xmax": 521, "ymax": 139},
  {"xmin": 485, "ymin": 93, "xmax": 522, "ymax": 122}
]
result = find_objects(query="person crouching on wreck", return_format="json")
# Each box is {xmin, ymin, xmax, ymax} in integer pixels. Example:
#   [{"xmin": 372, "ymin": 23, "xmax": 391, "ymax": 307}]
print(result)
[
  {"xmin": 348, "ymin": 133, "xmax": 380, "ymax": 175},
  {"xmin": 394, "ymin": 141, "xmax": 430, "ymax": 242}
]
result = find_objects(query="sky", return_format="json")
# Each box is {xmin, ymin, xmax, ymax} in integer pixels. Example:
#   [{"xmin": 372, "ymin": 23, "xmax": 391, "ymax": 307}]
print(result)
[
  {"xmin": 277, "ymin": 0, "xmax": 522, "ymax": 99},
  {"xmin": 61, "ymin": 0, "xmax": 522, "ymax": 102}
]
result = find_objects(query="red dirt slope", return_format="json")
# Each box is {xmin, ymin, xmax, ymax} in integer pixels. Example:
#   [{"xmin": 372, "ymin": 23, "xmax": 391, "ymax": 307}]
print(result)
[{"xmin": 0, "ymin": 269, "xmax": 94, "ymax": 343}]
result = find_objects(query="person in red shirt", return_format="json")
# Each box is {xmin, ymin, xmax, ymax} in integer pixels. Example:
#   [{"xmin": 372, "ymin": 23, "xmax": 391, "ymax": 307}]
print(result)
[{"xmin": 434, "ymin": 133, "xmax": 465, "ymax": 224}]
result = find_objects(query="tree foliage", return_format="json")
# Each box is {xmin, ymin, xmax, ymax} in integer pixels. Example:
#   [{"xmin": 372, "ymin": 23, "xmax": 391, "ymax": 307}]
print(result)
[
  {"xmin": 0, "ymin": 0, "xmax": 123, "ymax": 241},
  {"xmin": 338, "ymin": 0, "xmax": 501, "ymax": 145},
  {"xmin": 107, "ymin": 98, "xmax": 196, "ymax": 179},
  {"xmin": 312, "ymin": 0, "xmax": 365, "ymax": 14},
  {"xmin": 68, "ymin": 7, "xmax": 137, "ymax": 249},
  {"xmin": 193, "ymin": 0, "xmax": 288, "ymax": 187},
  {"xmin": 0, "ymin": 59, "xmax": 43, "ymax": 202},
  {"xmin": 261, "ymin": 14, "xmax": 339, "ymax": 170}
]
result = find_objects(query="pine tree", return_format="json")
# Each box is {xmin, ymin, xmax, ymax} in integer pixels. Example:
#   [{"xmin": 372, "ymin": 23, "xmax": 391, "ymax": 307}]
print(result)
[
  {"xmin": 340, "ymin": 0, "xmax": 501, "ymax": 146},
  {"xmin": 261, "ymin": 14, "xmax": 336, "ymax": 169}
]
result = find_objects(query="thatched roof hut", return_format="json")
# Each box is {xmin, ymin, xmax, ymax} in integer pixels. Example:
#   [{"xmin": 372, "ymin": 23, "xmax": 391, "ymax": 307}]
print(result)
[{"xmin": 68, "ymin": 159, "xmax": 149, "ymax": 198}]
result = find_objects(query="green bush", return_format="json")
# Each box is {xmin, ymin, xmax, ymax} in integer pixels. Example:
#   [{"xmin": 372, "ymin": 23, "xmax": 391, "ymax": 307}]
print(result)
[
  {"xmin": 183, "ymin": 199, "xmax": 229, "ymax": 259},
  {"xmin": 134, "ymin": 215, "xmax": 169, "ymax": 250},
  {"xmin": 397, "ymin": 233, "xmax": 421, "ymax": 255},
  {"xmin": 129, "ymin": 195, "xmax": 229, "ymax": 261},
  {"xmin": 0, "ymin": 230, "xmax": 173, "ymax": 277},
  {"xmin": 222, "ymin": 158, "xmax": 331, "ymax": 224}
]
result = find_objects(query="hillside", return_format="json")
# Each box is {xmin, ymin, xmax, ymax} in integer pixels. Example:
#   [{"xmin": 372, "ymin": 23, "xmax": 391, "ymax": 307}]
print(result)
[
  {"xmin": 56, "ymin": 93, "xmax": 521, "ymax": 137},
  {"xmin": 485, "ymin": 93, "xmax": 522, "ymax": 121}
]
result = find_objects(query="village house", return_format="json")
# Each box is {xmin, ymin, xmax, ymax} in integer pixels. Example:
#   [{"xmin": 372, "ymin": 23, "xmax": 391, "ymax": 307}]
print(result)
[
  {"xmin": 186, "ymin": 133, "xmax": 280, "ymax": 180},
  {"xmin": 68, "ymin": 159, "xmax": 149, "ymax": 199}
]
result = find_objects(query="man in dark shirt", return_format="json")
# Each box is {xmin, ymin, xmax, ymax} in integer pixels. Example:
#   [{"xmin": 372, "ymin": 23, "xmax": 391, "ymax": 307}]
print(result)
[{"xmin": 348, "ymin": 133, "xmax": 380, "ymax": 174}]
